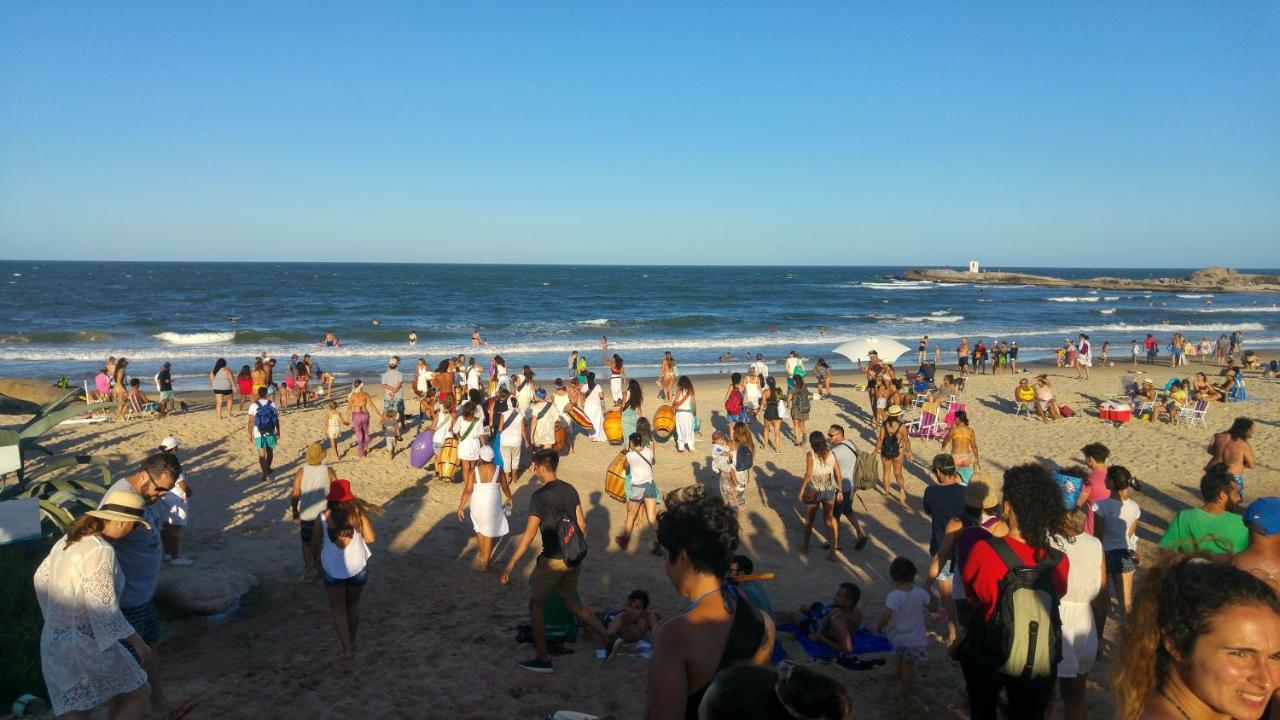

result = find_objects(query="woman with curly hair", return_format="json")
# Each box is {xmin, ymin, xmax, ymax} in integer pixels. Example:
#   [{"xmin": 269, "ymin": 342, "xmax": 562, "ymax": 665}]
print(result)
[
  {"xmin": 959, "ymin": 463, "xmax": 1070, "ymax": 719},
  {"xmin": 648, "ymin": 486, "xmax": 776, "ymax": 719},
  {"xmin": 1113, "ymin": 556, "xmax": 1280, "ymax": 720}
]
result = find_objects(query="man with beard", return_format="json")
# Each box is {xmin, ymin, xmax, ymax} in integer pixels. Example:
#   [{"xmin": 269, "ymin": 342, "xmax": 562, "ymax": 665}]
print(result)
[{"xmin": 1158, "ymin": 463, "xmax": 1248, "ymax": 555}]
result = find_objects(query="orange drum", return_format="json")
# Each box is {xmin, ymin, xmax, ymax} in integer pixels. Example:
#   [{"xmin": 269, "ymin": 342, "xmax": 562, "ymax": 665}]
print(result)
[
  {"xmin": 605, "ymin": 452, "xmax": 628, "ymax": 503},
  {"xmin": 553, "ymin": 423, "xmax": 568, "ymax": 454},
  {"xmin": 604, "ymin": 410, "xmax": 623, "ymax": 444},
  {"xmin": 653, "ymin": 404, "xmax": 675, "ymax": 439},
  {"xmin": 566, "ymin": 405, "xmax": 593, "ymax": 431},
  {"xmin": 436, "ymin": 438, "xmax": 460, "ymax": 481}
]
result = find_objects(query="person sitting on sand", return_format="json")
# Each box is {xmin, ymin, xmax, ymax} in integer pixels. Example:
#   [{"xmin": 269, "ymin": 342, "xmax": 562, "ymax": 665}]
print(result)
[
  {"xmin": 728, "ymin": 554, "xmax": 775, "ymax": 617},
  {"xmin": 1193, "ymin": 371, "xmax": 1223, "ymax": 402},
  {"xmin": 606, "ymin": 589, "xmax": 661, "ymax": 646},
  {"xmin": 647, "ymin": 487, "xmax": 775, "ymax": 716},
  {"xmin": 774, "ymin": 582, "xmax": 863, "ymax": 655}
]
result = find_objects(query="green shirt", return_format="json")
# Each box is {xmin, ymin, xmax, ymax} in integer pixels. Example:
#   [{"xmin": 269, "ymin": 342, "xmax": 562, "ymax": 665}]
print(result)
[{"xmin": 1158, "ymin": 508, "xmax": 1248, "ymax": 555}]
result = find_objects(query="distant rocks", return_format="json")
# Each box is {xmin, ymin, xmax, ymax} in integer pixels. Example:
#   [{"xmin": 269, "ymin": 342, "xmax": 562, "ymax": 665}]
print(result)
[
  {"xmin": 155, "ymin": 565, "xmax": 257, "ymax": 616},
  {"xmin": 899, "ymin": 267, "xmax": 1280, "ymax": 293},
  {"xmin": 0, "ymin": 378, "xmax": 72, "ymax": 415}
]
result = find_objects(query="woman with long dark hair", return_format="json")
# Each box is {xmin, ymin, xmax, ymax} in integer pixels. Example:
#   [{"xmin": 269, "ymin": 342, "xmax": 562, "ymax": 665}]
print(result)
[
  {"xmin": 760, "ymin": 376, "xmax": 783, "ymax": 454},
  {"xmin": 582, "ymin": 371, "xmax": 606, "ymax": 442},
  {"xmin": 208, "ymin": 357, "xmax": 235, "ymax": 419},
  {"xmin": 1114, "ymin": 556, "xmax": 1280, "ymax": 720},
  {"xmin": 672, "ymin": 376, "xmax": 697, "ymax": 452},
  {"xmin": 310, "ymin": 479, "xmax": 382, "ymax": 659},
  {"xmin": 621, "ymin": 378, "xmax": 643, "ymax": 441},
  {"xmin": 609, "ymin": 354, "xmax": 625, "ymax": 406},
  {"xmin": 798, "ymin": 431, "xmax": 842, "ymax": 560}
]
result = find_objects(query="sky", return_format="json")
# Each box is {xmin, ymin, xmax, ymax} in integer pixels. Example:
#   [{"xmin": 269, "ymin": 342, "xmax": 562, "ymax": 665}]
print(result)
[{"xmin": 1, "ymin": 3, "xmax": 1278, "ymax": 267}]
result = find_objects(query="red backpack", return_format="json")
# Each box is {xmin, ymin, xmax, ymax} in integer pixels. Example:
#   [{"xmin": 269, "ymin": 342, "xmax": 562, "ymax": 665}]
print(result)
[{"xmin": 726, "ymin": 387, "xmax": 743, "ymax": 415}]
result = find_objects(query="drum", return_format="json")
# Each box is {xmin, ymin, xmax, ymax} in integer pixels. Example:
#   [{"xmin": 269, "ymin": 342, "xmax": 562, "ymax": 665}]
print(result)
[
  {"xmin": 436, "ymin": 438, "xmax": 460, "ymax": 481},
  {"xmin": 604, "ymin": 410, "xmax": 623, "ymax": 444},
  {"xmin": 566, "ymin": 405, "xmax": 593, "ymax": 431},
  {"xmin": 604, "ymin": 452, "xmax": 628, "ymax": 503},
  {"xmin": 653, "ymin": 404, "xmax": 675, "ymax": 439},
  {"xmin": 409, "ymin": 429, "xmax": 435, "ymax": 468},
  {"xmin": 553, "ymin": 422, "xmax": 568, "ymax": 454}
]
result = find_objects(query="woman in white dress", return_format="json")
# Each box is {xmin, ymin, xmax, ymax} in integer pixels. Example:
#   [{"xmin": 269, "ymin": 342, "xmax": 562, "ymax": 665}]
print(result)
[
  {"xmin": 457, "ymin": 446, "xmax": 513, "ymax": 570},
  {"xmin": 582, "ymin": 371, "xmax": 607, "ymax": 442},
  {"xmin": 452, "ymin": 401, "xmax": 486, "ymax": 483},
  {"xmin": 1051, "ymin": 505, "xmax": 1105, "ymax": 720},
  {"xmin": 672, "ymin": 375, "xmax": 697, "ymax": 452},
  {"xmin": 743, "ymin": 367, "xmax": 763, "ymax": 417},
  {"xmin": 609, "ymin": 354, "xmax": 625, "ymax": 406},
  {"xmin": 35, "ymin": 488, "xmax": 152, "ymax": 719},
  {"xmin": 514, "ymin": 366, "xmax": 536, "ymax": 418}
]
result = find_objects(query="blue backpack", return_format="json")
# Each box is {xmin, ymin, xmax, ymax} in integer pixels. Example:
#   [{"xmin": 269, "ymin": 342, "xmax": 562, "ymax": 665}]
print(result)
[{"xmin": 253, "ymin": 400, "xmax": 278, "ymax": 435}]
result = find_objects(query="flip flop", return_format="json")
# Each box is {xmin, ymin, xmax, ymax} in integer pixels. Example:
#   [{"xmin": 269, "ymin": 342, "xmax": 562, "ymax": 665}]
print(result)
[{"xmin": 165, "ymin": 699, "xmax": 200, "ymax": 720}]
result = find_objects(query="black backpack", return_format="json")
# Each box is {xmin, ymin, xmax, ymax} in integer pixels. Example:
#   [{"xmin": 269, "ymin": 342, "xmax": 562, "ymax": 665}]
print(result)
[
  {"xmin": 557, "ymin": 515, "xmax": 588, "ymax": 567},
  {"xmin": 980, "ymin": 537, "xmax": 1064, "ymax": 679}
]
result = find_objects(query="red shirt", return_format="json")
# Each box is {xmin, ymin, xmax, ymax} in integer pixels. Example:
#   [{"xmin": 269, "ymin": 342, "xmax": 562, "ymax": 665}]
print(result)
[
  {"xmin": 961, "ymin": 535, "xmax": 1070, "ymax": 622},
  {"xmin": 1081, "ymin": 466, "xmax": 1110, "ymax": 536}
]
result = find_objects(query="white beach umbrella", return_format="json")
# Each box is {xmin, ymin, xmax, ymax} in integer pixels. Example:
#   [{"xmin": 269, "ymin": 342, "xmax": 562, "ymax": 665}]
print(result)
[{"xmin": 832, "ymin": 337, "xmax": 911, "ymax": 365}]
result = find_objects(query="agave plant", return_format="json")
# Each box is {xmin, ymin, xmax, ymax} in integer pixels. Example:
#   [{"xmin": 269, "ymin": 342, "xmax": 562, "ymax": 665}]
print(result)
[{"xmin": 0, "ymin": 455, "xmax": 113, "ymax": 533}]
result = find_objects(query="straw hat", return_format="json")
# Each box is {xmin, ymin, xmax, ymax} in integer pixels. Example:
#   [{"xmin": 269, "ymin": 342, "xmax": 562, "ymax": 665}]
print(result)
[
  {"xmin": 887, "ymin": 405, "xmax": 903, "ymax": 418},
  {"xmin": 306, "ymin": 443, "xmax": 325, "ymax": 466},
  {"xmin": 964, "ymin": 478, "xmax": 1000, "ymax": 510},
  {"xmin": 88, "ymin": 487, "xmax": 151, "ymax": 529}
]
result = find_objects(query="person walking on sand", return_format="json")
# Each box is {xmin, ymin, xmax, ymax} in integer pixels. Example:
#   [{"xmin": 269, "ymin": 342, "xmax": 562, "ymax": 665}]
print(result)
[
  {"xmin": 581, "ymin": 371, "xmax": 607, "ymax": 442},
  {"xmin": 35, "ymin": 486, "xmax": 155, "ymax": 720},
  {"xmin": 875, "ymin": 405, "xmax": 911, "ymax": 506},
  {"xmin": 156, "ymin": 438, "xmax": 193, "ymax": 566},
  {"xmin": 458, "ymin": 446, "xmax": 513, "ymax": 571},
  {"xmin": 452, "ymin": 401, "xmax": 486, "ymax": 483},
  {"xmin": 346, "ymin": 380, "xmax": 382, "ymax": 458},
  {"xmin": 500, "ymin": 450, "xmax": 619, "ymax": 673},
  {"xmin": 1074, "ymin": 333, "xmax": 1092, "ymax": 380},
  {"xmin": 798, "ymin": 431, "xmax": 843, "ymax": 561},
  {"xmin": 311, "ymin": 479, "xmax": 380, "ymax": 660},
  {"xmin": 381, "ymin": 357, "xmax": 405, "ymax": 436},
  {"xmin": 615, "ymin": 432, "xmax": 662, "ymax": 555},
  {"xmin": 291, "ymin": 443, "xmax": 338, "ymax": 582},
  {"xmin": 787, "ymin": 376, "xmax": 812, "ymax": 445},
  {"xmin": 956, "ymin": 338, "xmax": 970, "ymax": 376},
  {"xmin": 659, "ymin": 351, "xmax": 677, "ymax": 401},
  {"xmin": 246, "ymin": 387, "xmax": 280, "ymax": 482},
  {"xmin": 760, "ymin": 376, "xmax": 783, "ymax": 453},
  {"xmin": 493, "ymin": 388, "xmax": 526, "ymax": 479},
  {"xmin": 106, "ymin": 453, "xmax": 185, "ymax": 717},
  {"xmin": 827, "ymin": 425, "xmax": 870, "ymax": 551},
  {"xmin": 1207, "ymin": 417, "xmax": 1256, "ymax": 500},
  {"xmin": 918, "ymin": 335, "xmax": 929, "ymax": 365},
  {"xmin": 673, "ymin": 375, "xmax": 697, "ymax": 452},
  {"xmin": 206, "ymin": 358, "xmax": 234, "ymax": 419}
]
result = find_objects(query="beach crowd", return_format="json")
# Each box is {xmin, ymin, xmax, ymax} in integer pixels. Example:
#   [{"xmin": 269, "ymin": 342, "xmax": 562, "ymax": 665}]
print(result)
[{"xmin": 27, "ymin": 328, "xmax": 1280, "ymax": 720}]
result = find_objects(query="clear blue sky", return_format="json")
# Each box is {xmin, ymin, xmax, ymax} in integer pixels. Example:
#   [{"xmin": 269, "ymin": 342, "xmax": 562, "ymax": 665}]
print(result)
[{"xmin": 2, "ymin": 3, "xmax": 1277, "ymax": 266}]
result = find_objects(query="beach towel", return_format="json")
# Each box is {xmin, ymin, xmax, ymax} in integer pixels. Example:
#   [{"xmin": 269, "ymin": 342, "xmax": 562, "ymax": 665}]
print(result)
[{"xmin": 774, "ymin": 624, "xmax": 890, "ymax": 670}]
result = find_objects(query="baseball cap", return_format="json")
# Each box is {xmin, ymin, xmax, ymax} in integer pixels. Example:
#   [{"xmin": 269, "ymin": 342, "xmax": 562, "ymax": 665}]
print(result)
[
  {"xmin": 1245, "ymin": 498, "xmax": 1280, "ymax": 535},
  {"xmin": 931, "ymin": 453, "xmax": 956, "ymax": 474},
  {"xmin": 159, "ymin": 436, "xmax": 179, "ymax": 451}
]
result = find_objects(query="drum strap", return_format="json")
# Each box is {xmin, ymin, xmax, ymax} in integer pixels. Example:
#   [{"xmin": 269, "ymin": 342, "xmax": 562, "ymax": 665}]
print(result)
[
  {"xmin": 502, "ymin": 410, "xmax": 519, "ymax": 431},
  {"xmin": 536, "ymin": 403, "xmax": 552, "ymax": 421},
  {"xmin": 460, "ymin": 420, "xmax": 478, "ymax": 441}
]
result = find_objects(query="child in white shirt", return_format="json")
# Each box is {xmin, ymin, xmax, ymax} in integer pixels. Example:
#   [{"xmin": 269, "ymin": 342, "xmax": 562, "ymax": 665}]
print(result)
[
  {"xmin": 877, "ymin": 556, "xmax": 938, "ymax": 700},
  {"xmin": 1094, "ymin": 466, "xmax": 1141, "ymax": 626}
]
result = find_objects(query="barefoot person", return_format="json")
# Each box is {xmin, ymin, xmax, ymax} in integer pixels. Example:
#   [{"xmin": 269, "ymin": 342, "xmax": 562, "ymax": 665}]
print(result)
[
  {"xmin": 615, "ymin": 432, "xmax": 662, "ymax": 556},
  {"xmin": 35, "ymin": 486, "xmax": 155, "ymax": 720},
  {"xmin": 209, "ymin": 357, "xmax": 235, "ymax": 419},
  {"xmin": 827, "ymin": 425, "xmax": 870, "ymax": 551},
  {"xmin": 1207, "ymin": 417, "xmax": 1256, "ymax": 500},
  {"xmin": 875, "ymin": 406, "xmax": 911, "ymax": 505},
  {"xmin": 500, "ymin": 450, "xmax": 617, "ymax": 673},
  {"xmin": 647, "ymin": 486, "xmax": 775, "ymax": 717},
  {"xmin": 310, "ymin": 479, "xmax": 380, "ymax": 660},
  {"xmin": 246, "ymin": 387, "xmax": 280, "ymax": 483},
  {"xmin": 458, "ymin": 446, "xmax": 513, "ymax": 571},
  {"xmin": 798, "ymin": 431, "xmax": 842, "ymax": 561},
  {"xmin": 346, "ymin": 380, "xmax": 382, "ymax": 458},
  {"xmin": 774, "ymin": 583, "xmax": 863, "ymax": 654},
  {"xmin": 607, "ymin": 590, "xmax": 660, "ymax": 646},
  {"xmin": 673, "ymin": 376, "xmax": 697, "ymax": 452}
]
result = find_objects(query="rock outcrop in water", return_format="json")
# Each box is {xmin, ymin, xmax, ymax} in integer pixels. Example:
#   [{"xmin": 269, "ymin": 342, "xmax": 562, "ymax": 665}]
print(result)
[{"xmin": 899, "ymin": 266, "xmax": 1280, "ymax": 293}]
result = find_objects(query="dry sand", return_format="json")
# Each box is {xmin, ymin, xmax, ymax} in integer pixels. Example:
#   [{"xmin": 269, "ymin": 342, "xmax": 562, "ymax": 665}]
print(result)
[{"xmin": 13, "ymin": 357, "xmax": 1280, "ymax": 719}]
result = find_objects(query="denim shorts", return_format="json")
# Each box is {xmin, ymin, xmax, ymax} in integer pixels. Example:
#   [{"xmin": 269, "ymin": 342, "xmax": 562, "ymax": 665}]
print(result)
[
  {"xmin": 629, "ymin": 482, "xmax": 658, "ymax": 502},
  {"xmin": 323, "ymin": 567, "xmax": 369, "ymax": 587}
]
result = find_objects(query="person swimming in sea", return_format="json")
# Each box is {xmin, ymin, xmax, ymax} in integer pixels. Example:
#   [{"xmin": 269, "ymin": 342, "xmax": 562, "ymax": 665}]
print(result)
[{"xmin": 322, "ymin": 331, "xmax": 340, "ymax": 347}]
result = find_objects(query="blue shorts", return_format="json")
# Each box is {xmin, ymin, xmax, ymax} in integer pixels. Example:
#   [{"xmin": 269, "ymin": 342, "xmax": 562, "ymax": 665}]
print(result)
[
  {"xmin": 254, "ymin": 435, "xmax": 277, "ymax": 450},
  {"xmin": 323, "ymin": 567, "xmax": 369, "ymax": 587},
  {"xmin": 122, "ymin": 602, "xmax": 161, "ymax": 644},
  {"xmin": 629, "ymin": 482, "xmax": 658, "ymax": 502}
]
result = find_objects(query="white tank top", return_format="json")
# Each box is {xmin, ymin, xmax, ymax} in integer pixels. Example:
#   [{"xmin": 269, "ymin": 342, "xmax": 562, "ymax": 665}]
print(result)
[
  {"xmin": 298, "ymin": 465, "xmax": 329, "ymax": 521},
  {"xmin": 319, "ymin": 514, "xmax": 371, "ymax": 579},
  {"xmin": 627, "ymin": 448, "xmax": 654, "ymax": 485}
]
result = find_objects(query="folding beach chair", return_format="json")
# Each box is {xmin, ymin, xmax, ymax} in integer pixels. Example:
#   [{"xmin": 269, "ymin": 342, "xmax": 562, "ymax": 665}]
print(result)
[
  {"xmin": 907, "ymin": 403, "xmax": 948, "ymax": 440},
  {"xmin": 123, "ymin": 393, "xmax": 159, "ymax": 420},
  {"xmin": 1177, "ymin": 399, "xmax": 1209, "ymax": 429},
  {"xmin": 1014, "ymin": 400, "xmax": 1033, "ymax": 420}
]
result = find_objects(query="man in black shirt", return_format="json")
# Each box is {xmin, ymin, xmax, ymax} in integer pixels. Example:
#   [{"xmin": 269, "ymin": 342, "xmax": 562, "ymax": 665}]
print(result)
[
  {"xmin": 501, "ymin": 450, "xmax": 617, "ymax": 673},
  {"xmin": 922, "ymin": 454, "xmax": 966, "ymax": 556},
  {"xmin": 156, "ymin": 362, "xmax": 176, "ymax": 415}
]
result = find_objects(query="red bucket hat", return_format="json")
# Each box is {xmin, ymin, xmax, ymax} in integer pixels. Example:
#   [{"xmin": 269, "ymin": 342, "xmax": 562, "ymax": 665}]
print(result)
[{"xmin": 327, "ymin": 479, "xmax": 355, "ymax": 503}]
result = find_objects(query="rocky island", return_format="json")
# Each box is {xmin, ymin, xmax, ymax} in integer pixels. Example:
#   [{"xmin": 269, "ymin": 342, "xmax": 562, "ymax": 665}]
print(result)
[{"xmin": 899, "ymin": 266, "xmax": 1280, "ymax": 293}]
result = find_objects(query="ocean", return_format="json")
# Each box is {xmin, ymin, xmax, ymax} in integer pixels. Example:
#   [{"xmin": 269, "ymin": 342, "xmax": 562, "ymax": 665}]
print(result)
[{"xmin": 2, "ymin": 261, "xmax": 1277, "ymax": 391}]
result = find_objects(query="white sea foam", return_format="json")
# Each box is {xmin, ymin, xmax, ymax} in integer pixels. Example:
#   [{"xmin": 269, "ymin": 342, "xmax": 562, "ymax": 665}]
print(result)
[
  {"xmin": 1184, "ymin": 306, "xmax": 1280, "ymax": 314},
  {"xmin": 1047, "ymin": 296, "xmax": 1100, "ymax": 303},
  {"xmin": 153, "ymin": 331, "xmax": 237, "ymax": 345},
  {"xmin": 578, "ymin": 318, "xmax": 609, "ymax": 327},
  {"xmin": 929, "ymin": 310, "xmax": 951, "ymax": 316},
  {"xmin": 1098, "ymin": 309, "xmax": 1116, "ymax": 315},
  {"xmin": 898, "ymin": 315, "xmax": 964, "ymax": 323},
  {"xmin": 860, "ymin": 281, "xmax": 935, "ymax": 290},
  {"xmin": 1103, "ymin": 296, "xmax": 1120, "ymax": 301},
  {"xmin": 1177, "ymin": 294, "xmax": 1214, "ymax": 299}
]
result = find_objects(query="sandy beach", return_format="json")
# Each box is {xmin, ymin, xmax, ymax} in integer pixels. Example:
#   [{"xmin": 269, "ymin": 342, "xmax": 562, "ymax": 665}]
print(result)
[{"xmin": 8, "ymin": 356, "xmax": 1279, "ymax": 719}]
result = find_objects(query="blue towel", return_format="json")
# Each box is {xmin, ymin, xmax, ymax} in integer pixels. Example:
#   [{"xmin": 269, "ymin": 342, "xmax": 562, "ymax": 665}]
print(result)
[{"xmin": 776, "ymin": 623, "xmax": 892, "ymax": 658}]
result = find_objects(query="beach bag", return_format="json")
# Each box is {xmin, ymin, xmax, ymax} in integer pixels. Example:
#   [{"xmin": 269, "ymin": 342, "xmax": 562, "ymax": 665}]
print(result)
[
  {"xmin": 978, "ymin": 538, "xmax": 1063, "ymax": 679},
  {"xmin": 725, "ymin": 388, "xmax": 743, "ymax": 415},
  {"xmin": 853, "ymin": 448, "xmax": 880, "ymax": 491},
  {"xmin": 1059, "ymin": 405, "xmax": 1074, "ymax": 418},
  {"xmin": 253, "ymin": 400, "xmax": 277, "ymax": 435},
  {"xmin": 880, "ymin": 431, "xmax": 900, "ymax": 460},
  {"xmin": 557, "ymin": 515, "xmax": 588, "ymax": 567}
]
